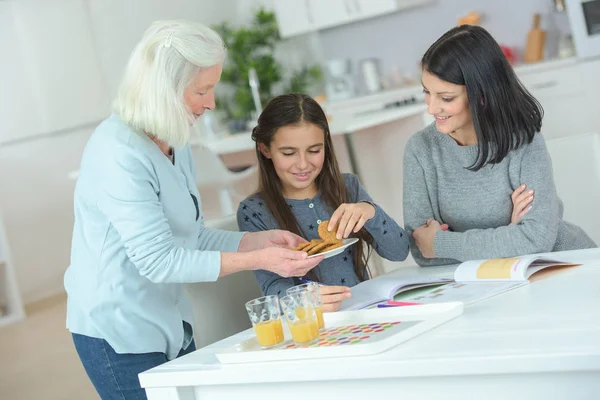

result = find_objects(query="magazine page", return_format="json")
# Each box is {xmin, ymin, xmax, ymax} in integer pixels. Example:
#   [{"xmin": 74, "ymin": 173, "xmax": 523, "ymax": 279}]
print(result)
[
  {"xmin": 398, "ymin": 281, "xmax": 528, "ymax": 305},
  {"xmin": 342, "ymin": 275, "xmax": 452, "ymax": 310},
  {"xmin": 453, "ymin": 256, "xmax": 543, "ymax": 282}
]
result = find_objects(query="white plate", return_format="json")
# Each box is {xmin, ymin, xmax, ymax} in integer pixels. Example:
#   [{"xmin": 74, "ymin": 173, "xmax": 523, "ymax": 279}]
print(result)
[{"xmin": 307, "ymin": 237, "xmax": 359, "ymax": 259}]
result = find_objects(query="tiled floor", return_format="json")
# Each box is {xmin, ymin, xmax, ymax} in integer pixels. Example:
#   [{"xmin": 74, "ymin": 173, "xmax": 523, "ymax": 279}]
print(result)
[{"xmin": 0, "ymin": 295, "xmax": 98, "ymax": 399}]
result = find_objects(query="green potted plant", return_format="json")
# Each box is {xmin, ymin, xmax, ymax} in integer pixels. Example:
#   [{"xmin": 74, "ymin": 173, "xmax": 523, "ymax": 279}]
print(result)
[{"xmin": 213, "ymin": 8, "xmax": 322, "ymax": 131}]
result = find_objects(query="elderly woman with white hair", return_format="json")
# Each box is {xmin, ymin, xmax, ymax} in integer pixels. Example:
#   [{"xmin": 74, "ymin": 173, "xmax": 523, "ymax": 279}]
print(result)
[{"xmin": 64, "ymin": 20, "xmax": 322, "ymax": 399}]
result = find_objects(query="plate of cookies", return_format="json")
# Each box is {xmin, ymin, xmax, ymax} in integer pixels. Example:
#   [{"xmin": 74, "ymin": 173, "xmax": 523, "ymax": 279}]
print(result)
[{"xmin": 292, "ymin": 221, "xmax": 359, "ymax": 259}]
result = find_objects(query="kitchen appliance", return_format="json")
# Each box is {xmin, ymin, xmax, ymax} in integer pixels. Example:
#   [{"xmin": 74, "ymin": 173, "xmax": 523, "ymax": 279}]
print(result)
[
  {"xmin": 565, "ymin": 0, "xmax": 600, "ymax": 58},
  {"xmin": 324, "ymin": 59, "xmax": 355, "ymax": 101},
  {"xmin": 359, "ymin": 58, "xmax": 383, "ymax": 94},
  {"xmin": 554, "ymin": 0, "xmax": 566, "ymax": 12}
]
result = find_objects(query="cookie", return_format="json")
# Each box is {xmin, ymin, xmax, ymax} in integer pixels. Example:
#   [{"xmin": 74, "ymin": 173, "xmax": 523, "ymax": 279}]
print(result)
[
  {"xmin": 307, "ymin": 241, "xmax": 331, "ymax": 256},
  {"xmin": 320, "ymin": 241, "xmax": 344, "ymax": 253},
  {"xmin": 293, "ymin": 239, "xmax": 321, "ymax": 252},
  {"xmin": 294, "ymin": 241, "xmax": 313, "ymax": 251},
  {"xmin": 317, "ymin": 220, "xmax": 338, "ymax": 243}
]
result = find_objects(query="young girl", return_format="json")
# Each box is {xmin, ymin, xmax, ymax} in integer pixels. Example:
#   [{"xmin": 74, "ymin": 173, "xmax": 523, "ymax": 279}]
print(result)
[
  {"xmin": 237, "ymin": 93, "xmax": 409, "ymax": 311},
  {"xmin": 404, "ymin": 25, "xmax": 596, "ymax": 267}
]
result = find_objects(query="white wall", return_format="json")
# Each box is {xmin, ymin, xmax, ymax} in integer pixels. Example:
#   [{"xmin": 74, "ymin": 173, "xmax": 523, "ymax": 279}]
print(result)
[
  {"xmin": 88, "ymin": 0, "xmax": 237, "ymax": 98},
  {"xmin": 0, "ymin": 0, "xmax": 238, "ymax": 304},
  {"xmin": 1, "ymin": 0, "xmax": 111, "ymax": 145},
  {"xmin": 0, "ymin": 2, "xmax": 44, "ymax": 144},
  {"xmin": 0, "ymin": 128, "xmax": 92, "ymax": 303}
]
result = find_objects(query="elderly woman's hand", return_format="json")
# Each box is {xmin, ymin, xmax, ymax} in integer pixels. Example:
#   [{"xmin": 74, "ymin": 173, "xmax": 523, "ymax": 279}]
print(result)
[
  {"xmin": 252, "ymin": 247, "xmax": 323, "ymax": 278},
  {"xmin": 238, "ymin": 230, "xmax": 307, "ymax": 252}
]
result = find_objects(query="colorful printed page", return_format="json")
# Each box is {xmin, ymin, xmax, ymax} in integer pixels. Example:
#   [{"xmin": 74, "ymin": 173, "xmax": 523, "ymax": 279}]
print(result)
[
  {"xmin": 454, "ymin": 255, "xmax": 577, "ymax": 282},
  {"xmin": 397, "ymin": 281, "xmax": 528, "ymax": 306},
  {"xmin": 342, "ymin": 276, "xmax": 453, "ymax": 311}
]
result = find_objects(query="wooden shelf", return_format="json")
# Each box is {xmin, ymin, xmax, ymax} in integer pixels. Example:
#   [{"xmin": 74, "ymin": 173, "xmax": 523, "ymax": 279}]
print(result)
[
  {"xmin": 0, "ymin": 214, "xmax": 25, "ymax": 328},
  {"xmin": 0, "ymin": 313, "xmax": 24, "ymax": 328}
]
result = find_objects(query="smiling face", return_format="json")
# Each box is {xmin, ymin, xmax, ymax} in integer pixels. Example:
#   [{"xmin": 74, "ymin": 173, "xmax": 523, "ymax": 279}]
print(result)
[
  {"xmin": 259, "ymin": 122, "xmax": 325, "ymax": 200},
  {"xmin": 422, "ymin": 69, "xmax": 476, "ymax": 145},
  {"xmin": 183, "ymin": 63, "xmax": 222, "ymax": 120}
]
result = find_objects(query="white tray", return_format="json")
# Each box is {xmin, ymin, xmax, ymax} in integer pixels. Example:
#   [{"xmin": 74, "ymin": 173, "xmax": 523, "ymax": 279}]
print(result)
[{"xmin": 215, "ymin": 302, "xmax": 463, "ymax": 364}]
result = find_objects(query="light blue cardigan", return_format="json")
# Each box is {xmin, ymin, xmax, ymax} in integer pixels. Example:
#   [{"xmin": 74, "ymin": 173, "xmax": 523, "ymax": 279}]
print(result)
[{"xmin": 65, "ymin": 114, "xmax": 245, "ymax": 360}]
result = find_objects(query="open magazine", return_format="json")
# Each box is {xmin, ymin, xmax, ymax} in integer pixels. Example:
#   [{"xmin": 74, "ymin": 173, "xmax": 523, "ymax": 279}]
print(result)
[
  {"xmin": 453, "ymin": 255, "xmax": 578, "ymax": 282},
  {"xmin": 342, "ymin": 256, "xmax": 578, "ymax": 310},
  {"xmin": 341, "ymin": 275, "xmax": 453, "ymax": 311}
]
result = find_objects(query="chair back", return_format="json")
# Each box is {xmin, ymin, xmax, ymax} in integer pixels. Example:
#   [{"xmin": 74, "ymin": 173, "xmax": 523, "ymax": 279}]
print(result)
[
  {"xmin": 185, "ymin": 215, "xmax": 262, "ymax": 348},
  {"xmin": 546, "ymin": 132, "xmax": 600, "ymax": 245}
]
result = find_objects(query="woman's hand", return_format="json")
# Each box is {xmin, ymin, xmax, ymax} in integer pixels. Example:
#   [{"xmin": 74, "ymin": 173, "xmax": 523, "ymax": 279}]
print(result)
[
  {"xmin": 319, "ymin": 285, "xmax": 351, "ymax": 312},
  {"xmin": 253, "ymin": 247, "xmax": 323, "ymax": 278},
  {"xmin": 412, "ymin": 219, "xmax": 447, "ymax": 258},
  {"xmin": 328, "ymin": 202, "xmax": 376, "ymax": 240},
  {"xmin": 238, "ymin": 230, "xmax": 307, "ymax": 252},
  {"xmin": 511, "ymin": 184, "xmax": 534, "ymax": 224}
]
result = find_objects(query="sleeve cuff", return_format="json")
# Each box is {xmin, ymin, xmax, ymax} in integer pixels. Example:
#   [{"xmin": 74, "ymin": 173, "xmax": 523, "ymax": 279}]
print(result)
[
  {"xmin": 363, "ymin": 203, "xmax": 383, "ymax": 230},
  {"xmin": 227, "ymin": 231, "xmax": 247, "ymax": 252},
  {"xmin": 433, "ymin": 230, "xmax": 462, "ymax": 260},
  {"xmin": 186, "ymin": 251, "xmax": 221, "ymax": 283}
]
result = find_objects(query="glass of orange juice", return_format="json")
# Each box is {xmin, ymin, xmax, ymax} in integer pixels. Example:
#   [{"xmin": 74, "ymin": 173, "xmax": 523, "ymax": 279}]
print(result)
[
  {"xmin": 280, "ymin": 291, "xmax": 320, "ymax": 345},
  {"xmin": 287, "ymin": 282, "xmax": 325, "ymax": 330},
  {"xmin": 245, "ymin": 295, "xmax": 284, "ymax": 348}
]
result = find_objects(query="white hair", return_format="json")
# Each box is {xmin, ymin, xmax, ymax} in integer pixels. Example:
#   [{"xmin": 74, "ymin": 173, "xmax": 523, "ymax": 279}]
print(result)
[{"xmin": 114, "ymin": 20, "xmax": 226, "ymax": 147}]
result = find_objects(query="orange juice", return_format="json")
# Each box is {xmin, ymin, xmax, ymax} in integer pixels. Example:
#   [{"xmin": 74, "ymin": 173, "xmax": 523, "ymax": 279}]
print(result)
[
  {"xmin": 289, "ymin": 320, "xmax": 319, "ymax": 343},
  {"xmin": 315, "ymin": 306, "xmax": 325, "ymax": 330},
  {"xmin": 295, "ymin": 305, "xmax": 324, "ymax": 330},
  {"xmin": 253, "ymin": 319, "xmax": 284, "ymax": 347}
]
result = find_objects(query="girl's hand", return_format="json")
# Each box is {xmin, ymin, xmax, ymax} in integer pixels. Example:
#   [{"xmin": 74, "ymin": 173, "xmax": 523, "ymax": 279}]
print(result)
[
  {"xmin": 328, "ymin": 202, "xmax": 376, "ymax": 240},
  {"xmin": 238, "ymin": 230, "xmax": 307, "ymax": 252},
  {"xmin": 319, "ymin": 285, "xmax": 351, "ymax": 312},
  {"xmin": 412, "ymin": 219, "xmax": 445, "ymax": 258},
  {"xmin": 511, "ymin": 184, "xmax": 534, "ymax": 224}
]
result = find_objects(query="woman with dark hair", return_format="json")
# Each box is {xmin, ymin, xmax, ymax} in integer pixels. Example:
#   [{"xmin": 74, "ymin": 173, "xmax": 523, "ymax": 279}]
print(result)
[
  {"xmin": 237, "ymin": 93, "xmax": 409, "ymax": 311},
  {"xmin": 404, "ymin": 25, "xmax": 595, "ymax": 267}
]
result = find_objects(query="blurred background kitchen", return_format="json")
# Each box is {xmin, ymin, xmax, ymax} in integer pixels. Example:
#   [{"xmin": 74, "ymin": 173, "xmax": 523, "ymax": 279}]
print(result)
[{"xmin": 1, "ymin": 0, "xmax": 599, "ymax": 398}]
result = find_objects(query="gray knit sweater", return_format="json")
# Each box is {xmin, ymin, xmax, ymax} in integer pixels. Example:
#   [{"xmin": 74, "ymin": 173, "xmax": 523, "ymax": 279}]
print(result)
[
  {"xmin": 403, "ymin": 123, "xmax": 596, "ymax": 267},
  {"xmin": 237, "ymin": 174, "xmax": 409, "ymax": 297}
]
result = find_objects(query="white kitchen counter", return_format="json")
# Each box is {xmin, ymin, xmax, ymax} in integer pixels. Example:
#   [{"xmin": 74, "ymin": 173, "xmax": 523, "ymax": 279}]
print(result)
[
  {"xmin": 195, "ymin": 102, "xmax": 427, "ymax": 155},
  {"xmin": 512, "ymin": 56, "xmax": 579, "ymax": 76}
]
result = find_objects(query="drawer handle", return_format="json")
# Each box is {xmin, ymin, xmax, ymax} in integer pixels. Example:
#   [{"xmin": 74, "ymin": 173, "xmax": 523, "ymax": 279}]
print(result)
[{"xmin": 530, "ymin": 81, "xmax": 558, "ymax": 90}]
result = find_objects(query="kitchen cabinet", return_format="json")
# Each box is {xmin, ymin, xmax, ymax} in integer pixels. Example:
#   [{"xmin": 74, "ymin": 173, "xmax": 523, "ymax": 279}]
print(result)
[
  {"xmin": 579, "ymin": 58, "xmax": 600, "ymax": 135},
  {"xmin": 309, "ymin": 0, "xmax": 355, "ymax": 30},
  {"xmin": 516, "ymin": 61, "xmax": 596, "ymax": 140},
  {"xmin": 272, "ymin": 0, "xmax": 315, "ymax": 38},
  {"xmin": 274, "ymin": 0, "xmax": 428, "ymax": 38},
  {"xmin": 0, "ymin": 0, "xmax": 110, "ymax": 145},
  {"xmin": 352, "ymin": 0, "xmax": 398, "ymax": 19}
]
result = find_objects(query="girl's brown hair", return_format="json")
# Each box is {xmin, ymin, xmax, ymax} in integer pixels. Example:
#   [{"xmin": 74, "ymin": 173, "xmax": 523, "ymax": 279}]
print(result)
[{"xmin": 251, "ymin": 93, "xmax": 374, "ymax": 282}]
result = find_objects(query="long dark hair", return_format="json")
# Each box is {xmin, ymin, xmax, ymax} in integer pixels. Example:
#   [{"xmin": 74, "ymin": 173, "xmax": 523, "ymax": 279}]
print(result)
[
  {"xmin": 251, "ymin": 93, "xmax": 374, "ymax": 282},
  {"xmin": 422, "ymin": 25, "xmax": 543, "ymax": 171}
]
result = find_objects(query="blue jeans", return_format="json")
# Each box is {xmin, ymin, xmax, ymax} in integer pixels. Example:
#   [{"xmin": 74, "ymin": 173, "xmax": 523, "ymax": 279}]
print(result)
[{"xmin": 72, "ymin": 328, "xmax": 195, "ymax": 400}]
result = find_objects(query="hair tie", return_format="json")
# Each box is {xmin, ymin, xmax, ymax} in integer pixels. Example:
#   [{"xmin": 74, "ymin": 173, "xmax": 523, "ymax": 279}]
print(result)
[{"xmin": 164, "ymin": 32, "xmax": 174, "ymax": 48}]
